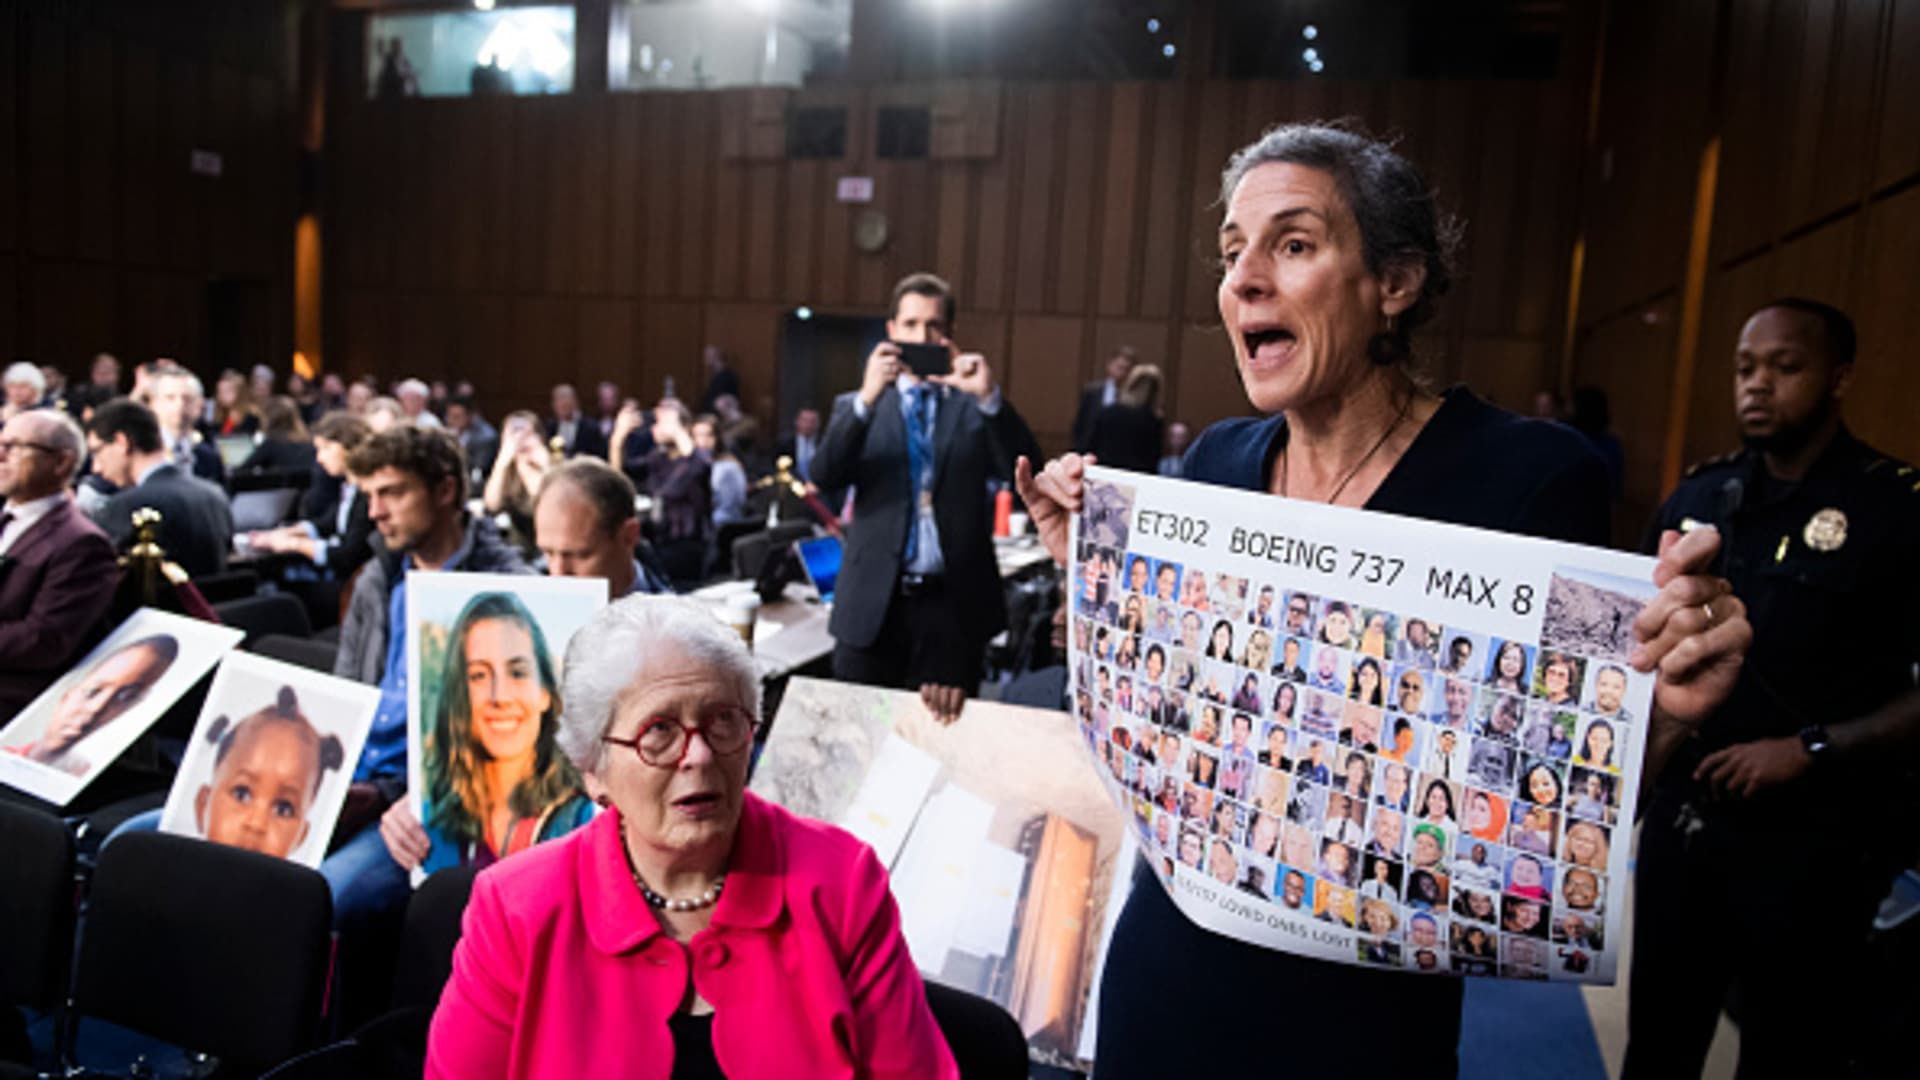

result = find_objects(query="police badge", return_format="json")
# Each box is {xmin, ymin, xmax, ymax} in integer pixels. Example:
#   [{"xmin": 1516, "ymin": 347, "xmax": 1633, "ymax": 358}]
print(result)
[{"xmin": 1803, "ymin": 508, "xmax": 1847, "ymax": 552}]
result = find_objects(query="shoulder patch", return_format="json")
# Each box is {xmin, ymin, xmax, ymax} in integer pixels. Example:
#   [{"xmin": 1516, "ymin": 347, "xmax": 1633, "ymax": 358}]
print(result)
[
  {"xmin": 1861, "ymin": 455, "xmax": 1920, "ymax": 497},
  {"xmin": 1683, "ymin": 451, "xmax": 1742, "ymax": 479}
]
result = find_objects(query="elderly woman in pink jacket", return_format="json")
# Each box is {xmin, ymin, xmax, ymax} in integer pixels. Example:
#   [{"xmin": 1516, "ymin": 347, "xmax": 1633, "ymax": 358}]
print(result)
[{"xmin": 428, "ymin": 596, "xmax": 958, "ymax": 1079}]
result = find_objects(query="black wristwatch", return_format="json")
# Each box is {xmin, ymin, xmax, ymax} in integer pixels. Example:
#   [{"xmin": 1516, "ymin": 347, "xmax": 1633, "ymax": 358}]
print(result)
[{"xmin": 1796, "ymin": 725, "xmax": 1832, "ymax": 763}]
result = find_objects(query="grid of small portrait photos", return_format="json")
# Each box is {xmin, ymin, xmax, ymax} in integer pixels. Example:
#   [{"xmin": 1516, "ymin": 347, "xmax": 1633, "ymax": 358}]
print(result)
[{"xmin": 1072, "ymin": 538, "xmax": 1644, "ymax": 981}]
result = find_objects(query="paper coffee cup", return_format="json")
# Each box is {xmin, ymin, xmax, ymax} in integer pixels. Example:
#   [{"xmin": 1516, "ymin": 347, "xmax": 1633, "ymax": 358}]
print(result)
[
  {"xmin": 1008, "ymin": 511, "xmax": 1030, "ymax": 536},
  {"xmin": 725, "ymin": 594, "xmax": 761, "ymax": 647}
]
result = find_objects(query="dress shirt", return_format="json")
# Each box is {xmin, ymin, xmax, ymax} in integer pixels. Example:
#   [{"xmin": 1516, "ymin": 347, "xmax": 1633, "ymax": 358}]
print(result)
[{"xmin": 0, "ymin": 493, "xmax": 66, "ymax": 557}]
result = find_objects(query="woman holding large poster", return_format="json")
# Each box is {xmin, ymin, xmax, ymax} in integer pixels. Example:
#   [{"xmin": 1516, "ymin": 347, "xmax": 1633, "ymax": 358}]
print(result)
[
  {"xmin": 1016, "ymin": 122, "xmax": 1753, "ymax": 1075},
  {"xmin": 419, "ymin": 591, "xmax": 593, "ymax": 873}
]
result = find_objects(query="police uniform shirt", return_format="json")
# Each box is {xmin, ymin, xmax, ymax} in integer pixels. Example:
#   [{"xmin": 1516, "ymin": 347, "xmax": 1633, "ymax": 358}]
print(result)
[{"xmin": 1646, "ymin": 428, "xmax": 1920, "ymax": 790}]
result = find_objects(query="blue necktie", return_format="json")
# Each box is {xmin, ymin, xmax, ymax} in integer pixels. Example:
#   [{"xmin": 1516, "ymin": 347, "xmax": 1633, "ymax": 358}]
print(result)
[{"xmin": 903, "ymin": 385, "xmax": 934, "ymax": 564}]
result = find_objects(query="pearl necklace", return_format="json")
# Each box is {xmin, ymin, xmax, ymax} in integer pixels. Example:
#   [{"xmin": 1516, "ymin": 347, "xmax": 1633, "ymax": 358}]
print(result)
[{"xmin": 621, "ymin": 823, "xmax": 726, "ymax": 912}]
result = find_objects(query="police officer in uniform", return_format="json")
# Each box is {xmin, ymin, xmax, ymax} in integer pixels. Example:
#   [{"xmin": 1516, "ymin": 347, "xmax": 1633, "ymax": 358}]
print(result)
[{"xmin": 1625, "ymin": 299, "xmax": 1920, "ymax": 1078}]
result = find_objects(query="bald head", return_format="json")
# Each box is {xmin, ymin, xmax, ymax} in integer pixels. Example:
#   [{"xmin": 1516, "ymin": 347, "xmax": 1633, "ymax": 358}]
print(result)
[{"xmin": 534, "ymin": 459, "xmax": 640, "ymax": 596}]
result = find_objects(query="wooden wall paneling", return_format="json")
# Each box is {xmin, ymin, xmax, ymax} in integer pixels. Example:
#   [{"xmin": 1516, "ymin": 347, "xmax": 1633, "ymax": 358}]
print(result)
[
  {"xmin": 1784, "ymin": 1, "xmax": 1840, "ymax": 226},
  {"xmin": 1875, "ymin": 0, "xmax": 1920, "ymax": 188},
  {"xmin": 1172, "ymin": 323, "xmax": 1241, "ymax": 432},
  {"xmin": 849, "ymin": 157, "xmax": 891, "ymax": 308},
  {"xmin": 1006, "ymin": 314, "xmax": 1084, "ymax": 447},
  {"xmin": 1851, "ymin": 185, "xmax": 1920, "ymax": 460},
  {"xmin": 1051, "ymin": 82, "xmax": 1101, "ymax": 316},
  {"xmin": 1463, "ymin": 87, "xmax": 1520, "ymax": 336},
  {"xmin": 675, "ymin": 95, "xmax": 717, "ymax": 302},
  {"xmin": 204, "ymin": 65, "xmax": 247, "ymax": 276},
  {"xmin": 900, "ymin": 158, "xmax": 943, "ymax": 292},
  {"xmin": 1093, "ymin": 317, "xmax": 1168, "ymax": 374},
  {"xmin": 1011, "ymin": 85, "xmax": 1059, "ymax": 314},
  {"xmin": 968, "ymin": 113, "xmax": 1014, "ymax": 312},
  {"xmin": 0, "ymin": 8, "xmax": 17, "ymax": 257},
  {"xmin": 1715, "ymin": 1, "xmax": 1799, "ymax": 261},
  {"xmin": 1767, "ymin": 215, "xmax": 1858, "ymax": 304},
  {"xmin": 508, "ymin": 101, "xmax": 549, "ymax": 295},
  {"xmin": 744, "ymin": 161, "xmax": 782, "ymax": 302},
  {"xmin": 636, "ymin": 298, "xmax": 705, "ymax": 404},
  {"xmin": 67, "ymin": 29, "xmax": 115, "ymax": 264},
  {"xmin": 122, "ymin": 268, "xmax": 203, "ymax": 366},
  {"xmin": 701, "ymin": 302, "xmax": 782, "ymax": 417},
  {"xmin": 1181, "ymin": 82, "xmax": 1238, "ymax": 324},
  {"xmin": 443, "ymin": 106, "xmax": 483, "ymax": 293},
  {"xmin": 0, "ymin": 256, "xmax": 15, "ymax": 358},
  {"xmin": 1455, "ymin": 337, "xmax": 1546, "ymax": 417},
  {"xmin": 242, "ymin": 74, "xmax": 283, "ymax": 281},
  {"xmin": 1810, "ymin": 0, "xmax": 1883, "ymax": 217},
  {"xmin": 783, "ymin": 159, "xmax": 823, "ymax": 306},
  {"xmin": 1568, "ymin": 297, "xmax": 1676, "ymax": 530},
  {"xmin": 117, "ymin": 42, "xmax": 159, "ymax": 268},
  {"xmin": 709, "ymin": 157, "xmax": 747, "ymax": 301},
  {"xmin": 1095, "ymin": 82, "xmax": 1145, "ymax": 318},
  {"xmin": 26, "ymin": 17, "xmax": 69, "ymax": 258},
  {"xmin": 509, "ymin": 296, "xmax": 575, "ymax": 398},
  {"xmin": 607, "ymin": 98, "xmax": 641, "ymax": 297},
  {"xmin": 577, "ymin": 297, "xmax": 636, "ymax": 389},
  {"xmin": 932, "ymin": 161, "xmax": 972, "ymax": 299},
  {"xmin": 448, "ymin": 291, "xmax": 512, "ymax": 415},
  {"xmin": 575, "ymin": 100, "xmax": 615, "ymax": 296},
  {"xmin": 1684, "ymin": 257, "xmax": 1770, "ymax": 467},
  {"xmin": 1514, "ymin": 86, "xmax": 1577, "ymax": 340},
  {"xmin": 1136, "ymin": 81, "xmax": 1187, "ymax": 321},
  {"xmin": 639, "ymin": 95, "xmax": 675, "ymax": 299}
]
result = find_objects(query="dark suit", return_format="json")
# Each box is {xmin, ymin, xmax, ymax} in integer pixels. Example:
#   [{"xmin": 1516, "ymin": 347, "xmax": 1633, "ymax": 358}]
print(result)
[
  {"xmin": 814, "ymin": 383, "xmax": 1039, "ymax": 688},
  {"xmin": 307, "ymin": 483, "xmax": 374, "ymax": 578},
  {"xmin": 1086, "ymin": 403, "xmax": 1165, "ymax": 474},
  {"xmin": 0, "ymin": 499, "xmax": 119, "ymax": 716},
  {"xmin": 166, "ymin": 433, "xmax": 226, "ymax": 486},
  {"xmin": 1070, "ymin": 380, "xmax": 1116, "ymax": 453},
  {"xmin": 544, "ymin": 415, "xmax": 608, "ymax": 461},
  {"xmin": 96, "ymin": 463, "xmax": 235, "ymax": 578},
  {"xmin": 777, "ymin": 432, "xmax": 842, "ymax": 515}
]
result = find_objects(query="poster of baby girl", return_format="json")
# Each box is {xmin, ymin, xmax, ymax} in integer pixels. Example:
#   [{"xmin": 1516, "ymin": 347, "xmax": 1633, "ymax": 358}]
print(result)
[{"xmin": 159, "ymin": 652, "xmax": 379, "ymax": 868}]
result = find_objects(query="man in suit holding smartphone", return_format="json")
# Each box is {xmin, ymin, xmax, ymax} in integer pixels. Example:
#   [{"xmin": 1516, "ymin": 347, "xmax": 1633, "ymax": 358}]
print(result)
[{"xmin": 815, "ymin": 272, "xmax": 1041, "ymax": 722}]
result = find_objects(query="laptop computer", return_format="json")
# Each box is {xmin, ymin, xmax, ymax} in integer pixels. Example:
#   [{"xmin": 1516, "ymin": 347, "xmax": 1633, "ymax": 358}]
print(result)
[
  {"xmin": 230, "ymin": 488, "xmax": 300, "ymax": 532},
  {"xmin": 794, "ymin": 535, "xmax": 842, "ymax": 605},
  {"xmin": 215, "ymin": 435, "xmax": 257, "ymax": 471}
]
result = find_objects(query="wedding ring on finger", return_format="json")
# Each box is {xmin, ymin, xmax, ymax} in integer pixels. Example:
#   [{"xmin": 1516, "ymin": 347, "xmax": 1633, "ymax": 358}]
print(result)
[{"xmin": 1700, "ymin": 600, "xmax": 1715, "ymax": 626}]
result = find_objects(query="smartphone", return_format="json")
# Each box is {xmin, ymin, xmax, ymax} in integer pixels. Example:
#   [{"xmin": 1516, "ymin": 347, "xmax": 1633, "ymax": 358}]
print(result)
[{"xmin": 893, "ymin": 342, "xmax": 951, "ymax": 379}]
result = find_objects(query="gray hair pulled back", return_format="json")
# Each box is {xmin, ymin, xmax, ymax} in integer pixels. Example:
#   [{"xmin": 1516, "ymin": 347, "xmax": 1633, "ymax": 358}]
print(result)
[{"xmin": 1220, "ymin": 122, "xmax": 1463, "ymax": 365}]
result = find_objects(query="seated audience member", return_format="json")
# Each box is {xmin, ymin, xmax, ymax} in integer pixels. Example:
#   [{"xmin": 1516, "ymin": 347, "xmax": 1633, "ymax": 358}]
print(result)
[
  {"xmin": 147, "ymin": 366, "xmax": 225, "ymax": 484},
  {"xmin": 2, "ymin": 363, "xmax": 45, "ymax": 422},
  {"xmin": 211, "ymin": 369, "xmax": 260, "ymax": 436},
  {"xmin": 246, "ymin": 412, "xmax": 376, "ymax": 579},
  {"xmin": 85, "ymin": 399, "xmax": 234, "ymax": 577},
  {"xmin": 0, "ymin": 409, "xmax": 119, "ymax": 715},
  {"xmin": 428, "ymin": 596, "xmax": 958, "ymax": 1078},
  {"xmin": 693, "ymin": 414, "xmax": 752, "ymax": 534},
  {"xmin": 1071, "ymin": 347, "xmax": 1134, "ymax": 453},
  {"xmin": 250, "ymin": 364, "xmax": 276, "ymax": 403},
  {"xmin": 328, "ymin": 426, "xmax": 530, "ymax": 927},
  {"xmin": 777, "ymin": 407, "xmax": 822, "ymax": 486},
  {"xmin": 1157, "ymin": 421, "xmax": 1191, "ymax": 477},
  {"xmin": 396, "ymin": 378, "xmax": 442, "ymax": 428},
  {"xmin": 1086, "ymin": 364, "xmax": 1167, "ymax": 475},
  {"xmin": 546, "ymin": 383, "xmax": 608, "ymax": 460},
  {"xmin": 483, "ymin": 410, "xmax": 553, "ymax": 560},
  {"xmin": 446, "ymin": 396, "xmax": 499, "ymax": 477},
  {"xmin": 534, "ymin": 459, "xmax": 671, "ymax": 597},
  {"xmin": 363, "ymin": 395, "xmax": 406, "ymax": 434},
  {"xmin": 642, "ymin": 400, "xmax": 711, "ymax": 588},
  {"xmin": 237, "ymin": 395, "xmax": 318, "ymax": 476}
]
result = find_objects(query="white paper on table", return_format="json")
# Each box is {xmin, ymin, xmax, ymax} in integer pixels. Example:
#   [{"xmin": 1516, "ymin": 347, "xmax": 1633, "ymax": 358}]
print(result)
[
  {"xmin": 892, "ymin": 783, "xmax": 997, "ymax": 974},
  {"xmin": 951, "ymin": 843, "xmax": 1027, "ymax": 959},
  {"xmin": 835, "ymin": 733, "xmax": 942, "ymax": 868}
]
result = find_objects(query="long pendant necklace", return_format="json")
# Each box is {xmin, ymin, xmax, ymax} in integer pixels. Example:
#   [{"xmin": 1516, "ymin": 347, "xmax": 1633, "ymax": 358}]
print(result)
[{"xmin": 1280, "ymin": 391, "xmax": 1413, "ymax": 505}]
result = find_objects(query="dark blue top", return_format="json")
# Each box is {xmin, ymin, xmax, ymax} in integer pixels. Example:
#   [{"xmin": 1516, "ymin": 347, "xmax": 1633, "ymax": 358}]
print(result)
[{"xmin": 1096, "ymin": 386, "xmax": 1609, "ymax": 1078}]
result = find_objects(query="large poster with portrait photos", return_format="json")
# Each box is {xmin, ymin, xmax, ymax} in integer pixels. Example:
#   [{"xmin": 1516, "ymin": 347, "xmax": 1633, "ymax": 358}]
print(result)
[
  {"xmin": 1070, "ymin": 466, "xmax": 1655, "ymax": 983},
  {"xmin": 0, "ymin": 609, "xmax": 245, "ymax": 806},
  {"xmin": 158, "ymin": 652, "xmax": 379, "ymax": 868}
]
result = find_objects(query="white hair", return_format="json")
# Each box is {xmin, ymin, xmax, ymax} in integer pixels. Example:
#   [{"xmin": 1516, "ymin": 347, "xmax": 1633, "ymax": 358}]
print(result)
[
  {"xmin": 557, "ymin": 595, "xmax": 761, "ymax": 774},
  {"xmin": 3, "ymin": 362, "xmax": 45, "ymax": 396},
  {"xmin": 397, "ymin": 378, "xmax": 430, "ymax": 399}
]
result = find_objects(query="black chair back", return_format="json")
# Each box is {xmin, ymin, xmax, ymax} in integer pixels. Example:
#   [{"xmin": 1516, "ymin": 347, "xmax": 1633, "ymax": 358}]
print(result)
[
  {"xmin": 730, "ymin": 520, "xmax": 816, "ymax": 581},
  {"xmin": 924, "ymin": 981, "xmax": 1029, "ymax": 1079},
  {"xmin": 214, "ymin": 594, "xmax": 314, "ymax": 648},
  {"xmin": 391, "ymin": 865, "xmax": 478, "ymax": 1012},
  {"xmin": 73, "ymin": 832, "xmax": 332, "ymax": 1071},
  {"xmin": 0, "ymin": 803, "xmax": 75, "ymax": 1011},
  {"xmin": 250, "ymin": 634, "xmax": 340, "ymax": 674},
  {"xmin": 189, "ymin": 569, "xmax": 260, "ymax": 606}
]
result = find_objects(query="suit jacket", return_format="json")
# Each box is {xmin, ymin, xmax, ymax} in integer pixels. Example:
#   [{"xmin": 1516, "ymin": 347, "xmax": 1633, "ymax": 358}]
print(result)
[
  {"xmin": 184, "ymin": 438, "xmax": 227, "ymax": 486},
  {"xmin": 97, "ymin": 463, "xmax": 235, "ymax": 578},
  {"xmin": 1086, "ymin": 403, "xmax": 1165, "ymax": 474},
  {"xmin": 308, "ymin": 484, "xmax": 374, "ymax": 578},
  {"xmin": 0, "ymin": 499, "xmax": 119, "ymax": 716},
  {"xmin": 1070, "ymin": 380, "xmax": 1112, "ymax": 453},
  {"xmin": 814, "ymin": 385, "xmax": 1040, "ymax": 651},
  {"xmin": 544, "ymin": 415, "xmax": 608, "ymax": 461},
  {"xmin": 426, "ymin": 795, "xmax": 957, "ymax": 1080}
]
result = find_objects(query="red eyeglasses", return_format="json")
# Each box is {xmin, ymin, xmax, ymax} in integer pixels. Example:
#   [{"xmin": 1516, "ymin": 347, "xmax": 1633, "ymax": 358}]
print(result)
[{"xmin": 602, "ymin": 706, "xmax": 757, "ymax": 768}]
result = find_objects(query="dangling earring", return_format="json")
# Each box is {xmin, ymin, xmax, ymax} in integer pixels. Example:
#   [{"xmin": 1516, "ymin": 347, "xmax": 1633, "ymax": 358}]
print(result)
[{"xmin": 1386, "ymin": 313, "xmax": 1397, "ymax": 335}]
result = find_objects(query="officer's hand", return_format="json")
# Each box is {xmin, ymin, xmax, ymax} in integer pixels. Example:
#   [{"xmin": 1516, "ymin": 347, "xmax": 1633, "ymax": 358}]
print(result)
[
  {"xmin": 920, "ymin": 683, "xmax": 967, "ymax": 725},
  {"xmin": 859, "ymin": 343, "xmax": 902, "ymax": 408},
  {"xmin": 1015, "ymin": 452, "xmax": 1098, "ymax": 568},
  {"xmin": 1634, "ymin": 526, "xmax": 1751, "ymax": 730},
  {"xmin": 1693, "ymin": 735, "xmax": 1812, "ymax": 798},
  {"xmin": 379, "ymin": 799, "xmax": 432, "ymax": 870}
]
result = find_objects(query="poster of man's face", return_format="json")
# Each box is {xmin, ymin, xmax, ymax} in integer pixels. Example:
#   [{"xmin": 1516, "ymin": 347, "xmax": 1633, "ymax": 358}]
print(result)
[
  {"xmin": 0, "ymin": 609, "xmax": 244, "ymax": 805},
  {"xmin": 158, "ymin": 653, "xmax": 380, "ymax": 867}
]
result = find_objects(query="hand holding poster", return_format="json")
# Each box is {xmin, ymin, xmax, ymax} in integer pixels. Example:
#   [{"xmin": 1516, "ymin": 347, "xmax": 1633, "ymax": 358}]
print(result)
[
  {"xmin": 405, "ymin": 572, "xmax": 609, "ymax": 884},
  {"xmin": 1069, "ymin": 465, "xmax": 1655, "ymax": 982},
  {"xmin": 158, "ymin": 652, "xmax": 380, "ymax": 867},
  {"xmin": 0, "ymin": 609, "xmax": 245, "ymax": 806}
]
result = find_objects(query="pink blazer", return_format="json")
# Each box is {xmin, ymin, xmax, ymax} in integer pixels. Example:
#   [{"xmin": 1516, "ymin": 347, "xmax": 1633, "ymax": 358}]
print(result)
[{"xmin": 427, "ymin": 792, "xmax": 959, "ymax": 1079}]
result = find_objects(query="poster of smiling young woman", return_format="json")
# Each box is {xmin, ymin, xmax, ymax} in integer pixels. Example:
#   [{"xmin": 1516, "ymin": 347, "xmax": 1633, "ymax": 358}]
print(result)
[
  {"xmin": 406, "ymin": 571, "xmax": 608, "ymax": 885},
  {"xmin": 1070, "ymin": 465, "xmax": 1656, "ymax": 983}
]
